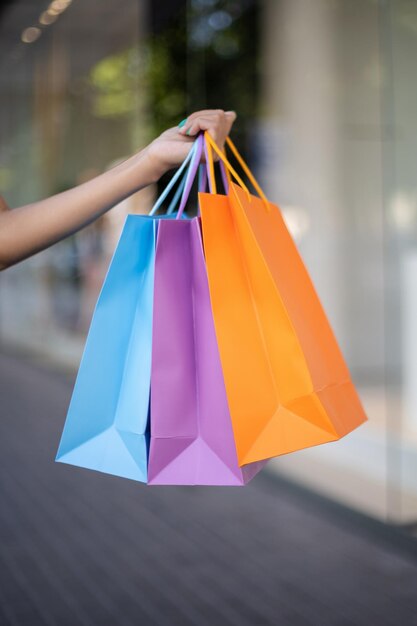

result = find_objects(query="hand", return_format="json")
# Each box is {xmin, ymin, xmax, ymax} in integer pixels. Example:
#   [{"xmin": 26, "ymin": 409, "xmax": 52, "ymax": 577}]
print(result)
[
  {"xmin": 145, "ymin": 109, "xmax": 237, "ymax": 179},
  {"xmin": 0, "ymin": 111, "xmax": 237, "ymax": 270}
]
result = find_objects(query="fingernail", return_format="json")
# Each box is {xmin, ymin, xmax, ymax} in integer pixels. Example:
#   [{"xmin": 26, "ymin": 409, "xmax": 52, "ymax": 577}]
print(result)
[
  {"xmin": 178, "ymin": 118, "xmax": 187, "ymax": 128},
  {"xmin": 186, "ymin": 128, "xmax": 192, "ymax": 135}
]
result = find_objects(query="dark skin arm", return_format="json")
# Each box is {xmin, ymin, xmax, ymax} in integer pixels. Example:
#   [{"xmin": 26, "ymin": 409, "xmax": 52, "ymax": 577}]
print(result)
[{"xmin": 0, "ymin": 109, "xmax": 237, "ymax": 270}]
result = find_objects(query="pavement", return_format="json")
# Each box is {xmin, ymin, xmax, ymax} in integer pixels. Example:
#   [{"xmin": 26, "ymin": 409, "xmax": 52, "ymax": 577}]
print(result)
[{"xmin": 1, "ymin": 348, "xmax": 417, "ymax": 626}]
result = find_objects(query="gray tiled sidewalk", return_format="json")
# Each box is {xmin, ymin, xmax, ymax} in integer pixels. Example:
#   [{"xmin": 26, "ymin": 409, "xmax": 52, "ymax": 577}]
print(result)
[{"xmin": 1, "ymin": 349, "xmax": 417, "ymax": 626}]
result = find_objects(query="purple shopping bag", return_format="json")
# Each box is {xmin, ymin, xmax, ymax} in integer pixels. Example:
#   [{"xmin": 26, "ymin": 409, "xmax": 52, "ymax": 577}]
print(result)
[{"xmin": 147, "ymin": 216, "xmax": 267, "ymax": 485}]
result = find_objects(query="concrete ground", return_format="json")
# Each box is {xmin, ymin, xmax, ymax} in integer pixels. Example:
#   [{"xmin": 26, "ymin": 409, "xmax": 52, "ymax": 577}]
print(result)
[{"xmin": 1, "ymin": 349, "xmax": 417, "ymax": 626}]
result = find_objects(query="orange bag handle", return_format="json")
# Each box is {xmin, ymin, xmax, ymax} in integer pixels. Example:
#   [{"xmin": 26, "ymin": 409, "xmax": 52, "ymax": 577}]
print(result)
[
  {"xmin": 204, "ymin": 130, "xmax": 270, "ymax": 212},
  {"xmin": 204, "ymin": 131, "xmax": 249, "ymax": 197}
]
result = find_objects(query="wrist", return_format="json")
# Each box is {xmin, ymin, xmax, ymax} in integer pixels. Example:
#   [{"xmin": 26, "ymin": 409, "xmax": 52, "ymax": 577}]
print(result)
[
  {"xmin": 109, "ymin": 146, "xmax": 165, "ymax": 194},
  {"xmin": 144, "ymin": 142, "xmax": 171, "ymax": 182},
  {"xmin": 130, "ymin": 147, "xmax": 164, "ymax": 186}
]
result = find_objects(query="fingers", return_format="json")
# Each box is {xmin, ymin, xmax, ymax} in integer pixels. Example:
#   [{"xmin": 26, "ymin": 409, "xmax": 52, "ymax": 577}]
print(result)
[{"xmin": 178, "ymin": 109, "xmax": 237, "ymax": 148}]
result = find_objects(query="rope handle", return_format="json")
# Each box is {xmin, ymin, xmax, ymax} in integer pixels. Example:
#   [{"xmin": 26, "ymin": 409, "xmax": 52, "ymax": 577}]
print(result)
[
  {"xmin": 176, "ymin": 133, "xmax": 204, "ymax": 219},
  {"xmin": 204, "ymin": 130, "xmax": 270, "ymax": 212},
  {"xmin": 149, "ymin": 128, "xmax": 270, "ymax": 218},
  {"xmin": 148, "ymin": 140, "xmax": 198, "ymax": 216}
]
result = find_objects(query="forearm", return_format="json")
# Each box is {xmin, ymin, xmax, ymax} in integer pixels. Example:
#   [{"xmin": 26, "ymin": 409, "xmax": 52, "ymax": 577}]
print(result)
[
  {"xmin": 0, "ymin": 146, "xmax": 161, "ymax": 270},
  {"xmin": 0, "ymin": 109, "xmax": 237, "ymax": 270}
]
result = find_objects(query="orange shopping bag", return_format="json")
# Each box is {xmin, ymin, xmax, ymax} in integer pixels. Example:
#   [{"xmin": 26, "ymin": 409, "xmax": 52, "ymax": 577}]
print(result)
[{"xmin": 199, "ymin": 130, "xmax": 368, "ymax": 466}]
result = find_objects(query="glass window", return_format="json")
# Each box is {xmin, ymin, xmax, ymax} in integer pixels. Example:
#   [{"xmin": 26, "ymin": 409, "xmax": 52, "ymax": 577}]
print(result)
[{"xmin": 1, "ymin": 0, "xmax": 416, "ymax": 528}]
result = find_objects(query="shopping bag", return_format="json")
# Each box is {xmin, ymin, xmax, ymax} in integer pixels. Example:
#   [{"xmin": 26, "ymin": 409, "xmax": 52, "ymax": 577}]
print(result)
[
  {"xmin": 148, "ymin": 219, "xmax": 266, "ymax": 485},
  {"xmin": 148, "ymin": 134, "xmax": 266, "ymax": 484},
  {"xmin": 199, "ymin": 130, "xmax": 368, "ymax": 466},
  {"xmin": 56, "ymin": 141, "xmax": 199, "ymax": 482},
  {"xmin": 55, "ymin": 216, "xmax": 156, "ymax": 481}
]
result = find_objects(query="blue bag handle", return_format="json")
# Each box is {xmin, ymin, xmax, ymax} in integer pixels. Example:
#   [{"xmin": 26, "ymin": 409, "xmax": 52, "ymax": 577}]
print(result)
[
  {"xmin": 166, "ymin": 162, "xmax": 207, "ymax": 215},
  {"xmin": 175, "ymin": 132, "xmax": 231, "ymax": 218},
  {"xmin": 166, "ymin": 173, "xmax": 187, "ymax": 215},
  {"xmin": 148, "ymin": 132, "xmax": 230, "ymax": 218},
  {"xmin": 176, "ymin": 133, "xmax": 204, "ymax": 219},
  {"xmin": 148, "ymin": 140, "xmax": 198, "ymax": 216}
]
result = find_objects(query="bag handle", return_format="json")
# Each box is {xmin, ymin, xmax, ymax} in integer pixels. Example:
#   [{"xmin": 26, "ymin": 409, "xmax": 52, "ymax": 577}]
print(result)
[
  {"xmin": 179, "ymin": 134, "xmax": 231, "ymax": 214},
  {"xmin": 150, "ymin": 136, "xmax": 212, "ymax": 218},
  {"xmin": 149, "ymin": 129, "xmax": 263, "ymax": 219},
  {"xmin": 149, "ymin": 140, "xmax": 199, "ymax": 216},
  {"xmin": 176, "ymin": 133, "xmax": 204, "ymax": 219},
  {"xmin": 200, "ymin": 159, "xmax": 232, "ymax": 193},
  {"xmin": 198, "ymin": 154, "xmax": 229, "ymax": 192},
  {"xmin": 203, "ymin": 131, "xmax": 249, "ymax": 197},
  {"xmin": 204, "ymin": 130, "xmax": 270, "ymax": 212},
  {"xmin": 202, "ymin": 137, "xmax": 231, "ymax": 195},
  {"xmin": 198, "ymin": 162, "xmax": 207, "ymax": 193},
  {"xmin": 175, "ymin": 130, "xmax": 259, "ymax": 218},
  {"xmin": 166, "ymin": 162, "xmax": 208, "ymax": 215}
]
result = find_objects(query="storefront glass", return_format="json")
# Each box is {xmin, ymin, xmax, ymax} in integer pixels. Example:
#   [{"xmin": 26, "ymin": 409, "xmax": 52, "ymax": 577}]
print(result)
[{"xmin": 1, "ymin": 0, "xmax": 416, "ymax": 527}]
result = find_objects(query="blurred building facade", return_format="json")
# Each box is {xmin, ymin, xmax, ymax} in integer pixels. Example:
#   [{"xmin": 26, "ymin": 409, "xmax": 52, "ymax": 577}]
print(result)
[{"xmin": 0, "ymin": 0, "xmax": 416, "ymax": 527}]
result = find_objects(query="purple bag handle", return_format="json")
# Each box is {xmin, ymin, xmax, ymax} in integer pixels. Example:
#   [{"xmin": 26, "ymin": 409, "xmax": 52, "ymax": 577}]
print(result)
[
  {"xmin": 198, "ymin": 160, "xmax": 229, "ymax": 195},
  {"xmin": 177, "ymin": 133, "xmax": 204, "ymax": 219},
  {"xmin": 176, "ymin": 132, "xmax": 230, "ymax": 220}
]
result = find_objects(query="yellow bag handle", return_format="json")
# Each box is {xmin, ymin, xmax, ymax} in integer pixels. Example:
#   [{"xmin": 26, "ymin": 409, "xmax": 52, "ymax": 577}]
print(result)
[{"xmin": 204, "ymin": 130, "xmax": 270, "ymax": 211}]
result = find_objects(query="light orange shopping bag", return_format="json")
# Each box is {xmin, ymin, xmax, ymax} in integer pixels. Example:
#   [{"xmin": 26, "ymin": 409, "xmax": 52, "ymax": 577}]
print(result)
[{"xmin": 199, "ymin": 130, "xmax": 368, "ymax": 466}]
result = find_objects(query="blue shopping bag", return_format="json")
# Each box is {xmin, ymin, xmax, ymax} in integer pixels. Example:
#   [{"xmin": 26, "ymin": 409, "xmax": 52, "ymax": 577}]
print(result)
[
  {"xmin": 55, "ymin": 216, "xmax": 157, "ymax": 481},
  {"xmin": 56, "ymin": 141, "xmax": 199, "ymax": 482}
]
